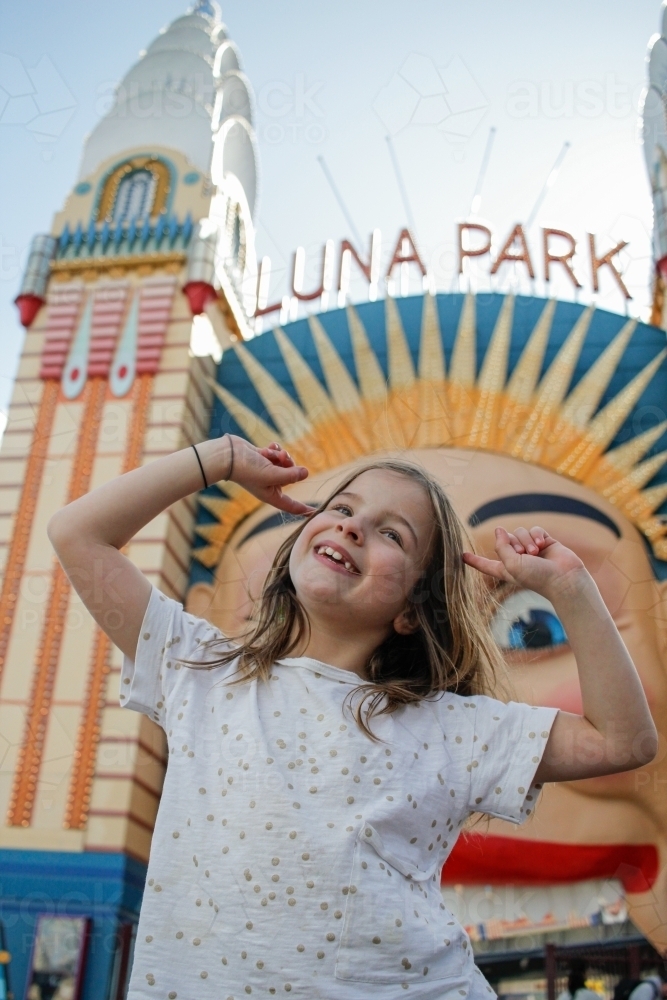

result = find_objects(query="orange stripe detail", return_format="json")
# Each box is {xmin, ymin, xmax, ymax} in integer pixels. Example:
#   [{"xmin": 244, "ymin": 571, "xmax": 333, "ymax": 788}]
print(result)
[
  {"xmin": 65, "ymin": 373, "xmax": 154, "ymax": 830},
  {"xmin": 0, "ymin": 380, "xmax": 59, "ymax": 688},
  {"xmin": 8, "ymin": 377, "xmax": 107, "ymax": 827}
]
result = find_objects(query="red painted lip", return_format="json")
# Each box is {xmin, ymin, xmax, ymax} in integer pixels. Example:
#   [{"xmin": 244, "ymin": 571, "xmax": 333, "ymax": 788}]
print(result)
[
  {"xmin": 312, "ymin": 539, "xmax": 361, "ymax": 575},
  {"xmin": 442, "ymin": 833, "xmax": 658, "ymax": 894}
]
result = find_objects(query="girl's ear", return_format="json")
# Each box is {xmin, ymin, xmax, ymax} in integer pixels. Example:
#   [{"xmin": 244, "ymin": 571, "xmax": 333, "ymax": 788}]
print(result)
[{"xmin": 393, "ymin": 607, "xmax": 419, "ymax": 636}]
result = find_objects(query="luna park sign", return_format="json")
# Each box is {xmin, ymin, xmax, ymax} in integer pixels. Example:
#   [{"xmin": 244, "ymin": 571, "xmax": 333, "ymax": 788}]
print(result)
[{"xmin": 254, "ymin": 223, "xmax": 632, "ymax": 318}]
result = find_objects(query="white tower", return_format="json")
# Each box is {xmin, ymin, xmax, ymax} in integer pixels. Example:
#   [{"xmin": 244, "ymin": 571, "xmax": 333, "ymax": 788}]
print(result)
[{"xmin": 1, "ymin": 6, "xmax": 261, "ymax": 998}]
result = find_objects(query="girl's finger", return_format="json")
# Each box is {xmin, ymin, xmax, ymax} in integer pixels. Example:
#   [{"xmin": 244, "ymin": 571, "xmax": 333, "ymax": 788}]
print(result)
[
  {"xmin": 514, "ymin": 526, "xmax": 539, "ymax": 555},
  {"xmin": 462, "ymin": 551, "xmax": 512, "ymax": 582},
  {"xmin": 506, "ymin": 531, "xmax": 525, "ymax": 554},
  {"xmin": 530, "ymin": 526, "xmax": 555, "ymax": 548},
  {"xmin": 264, "ymin": 463, "xmax": 309, "ymax": 485},
  {"xmin": 259, "ymin": 447, "xmax": 294, "ymax": 468},
  {"xmin": 494, "ymin": 527, "xmax": 523, "ymax": 566},
  {"xmin": 270, "ymin": 493, "xmax": 316, "ymax": 516}
]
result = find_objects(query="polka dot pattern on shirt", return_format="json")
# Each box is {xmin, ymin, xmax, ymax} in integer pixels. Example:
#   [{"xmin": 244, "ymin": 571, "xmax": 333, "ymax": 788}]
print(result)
[{"xmin": 120, "ymin": 587, "xmax": 557, "ymax": 1000}]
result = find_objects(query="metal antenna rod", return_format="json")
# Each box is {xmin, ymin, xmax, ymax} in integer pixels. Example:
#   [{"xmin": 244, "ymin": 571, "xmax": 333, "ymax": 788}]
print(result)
[
  {"xmin": 317, "ymin": 156, "xmax": 363, "ymax": 248},
  {"xmin": 525, "ymin": 141, "xmax": 571, "ymax": 231},
  {"xmin": 469, "ymin": 126, "xmax": 496, "ymax": 216},
  {"xmin": 385, "ymin": 135, "xmax": 418, "ymax": 238}
]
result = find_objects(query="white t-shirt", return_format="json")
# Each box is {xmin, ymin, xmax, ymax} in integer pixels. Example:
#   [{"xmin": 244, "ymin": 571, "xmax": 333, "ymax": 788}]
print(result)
[{"xmin": 121, "ymin": 587, "xmax": 558, "ymax": 1000}]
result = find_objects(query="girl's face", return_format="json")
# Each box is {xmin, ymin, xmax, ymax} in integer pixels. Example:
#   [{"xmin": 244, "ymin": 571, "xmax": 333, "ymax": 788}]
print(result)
[{"xmin": 288, "ymin": 469, "xmax": 435, "ymax": 635}]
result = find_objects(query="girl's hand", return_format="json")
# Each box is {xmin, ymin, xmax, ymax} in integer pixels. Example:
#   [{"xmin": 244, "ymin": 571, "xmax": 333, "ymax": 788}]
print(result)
[
  {"xmin": 462, "ymin": 526, "xmax": 587, "ymax": 600},
  {"xmin": 229, "ymin": 436, "xmax": 315, "ymax": 517}
]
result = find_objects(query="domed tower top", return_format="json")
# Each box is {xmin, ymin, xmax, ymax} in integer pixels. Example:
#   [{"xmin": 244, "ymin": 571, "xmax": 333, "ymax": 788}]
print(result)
[
  {"xmin": 76, "ymin": 1, "xmax": 256, "ymax": 219},
  {"xmin": 16, "ymin": 2, "xmax": 260, "ymax": 337}
]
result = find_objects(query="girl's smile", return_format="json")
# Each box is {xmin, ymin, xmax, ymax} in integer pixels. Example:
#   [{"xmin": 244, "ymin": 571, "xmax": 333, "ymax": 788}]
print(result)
[{"xmin": 312, "ymin": 540, "xmax": 361, "ymax": 575}]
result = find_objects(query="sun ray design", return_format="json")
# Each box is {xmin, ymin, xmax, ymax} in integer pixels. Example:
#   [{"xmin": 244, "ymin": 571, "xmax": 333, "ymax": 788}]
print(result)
[
  {"xmin": 233, "ymin": 341, "xmax": 312, "ymax": 442},
  {"xmin": 560, "ymin": 319, "xmax": 637, "ymax": 429},
  {"xmin": 273, "ymin": 325, "xmax": 335, "ymax": 423},
  {"xmin": 559, "ymin": 349, "xmax": 667, "ymax": 480},
  {"xmin": 207, "ymin": 377, "xmax": 276, "ymax": 447},
  {"xmin": 416, "ymin": 293, "xmax": 448, "ymax": 449},
  {"xmin": 505, "ymin": 299, "xmax": 556, "ymax": 405},
  {"xmin": 346, "ymin": 304, "xmax": 386, "ymax": 402},
  {"xmin": 385, "ymin": 296, "xmax": 415, "ymax": 389},
  {"xmin": 195, "ymin": 294, "xmax": 667, "ymax": 568},
  {"xmin": 307, "ymin": 315, "xmax": 362, "ymax": 412},
  {"xmin": 468, "ymin": 294, "xmax": 515, "ymax": 451},
  {"xmin": 419, "ymin": 293, "xmax": 445, "ymax": 383},
  {"xmin": 448, "ymin": 293, "xmax": 477, "ymax": 445},
  {"xmin": 511, "ymin": 305, "xmax": 595, "ymax": 462},
  {"xmin": 449, "ymin": 293, "xmax": 476, "ymax": 387},
  {"xmin": 272, "ymin": 326, "xmax": 352, "ymax": 468},
  {"xmin": 497, "ymin": 298, "xmax": 556, "ymax": 446},
  {"xmin": 306, "ymin": 314, "xmax": 370, "ymax": 455},
  {"xmin": 604, "ymin": 421, "xmax": 667, "ymax": 474}
]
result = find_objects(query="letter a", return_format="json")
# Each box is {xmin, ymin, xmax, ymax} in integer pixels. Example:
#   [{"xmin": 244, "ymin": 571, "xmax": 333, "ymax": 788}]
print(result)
[
  {"xmin": 490, "ymin": 224, "xmax": 535, "ymax": 279},
  {"xmin": 385, "ymin": 229, "xmax": 426, "ymax": 281}
]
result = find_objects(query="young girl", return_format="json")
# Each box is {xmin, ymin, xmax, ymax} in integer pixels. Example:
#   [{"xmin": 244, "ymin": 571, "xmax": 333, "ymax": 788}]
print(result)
[{"xmin": 49, "ymin": 435, "xmax": 657, "ymax": 1000}]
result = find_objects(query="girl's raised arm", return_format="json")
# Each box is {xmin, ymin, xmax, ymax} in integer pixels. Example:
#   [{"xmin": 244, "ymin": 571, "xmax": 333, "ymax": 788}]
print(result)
[
  {"xmin": 463, "ymin": 526, "xmax": 659, "ymax": 782},
  {"xmin": 47, "ymin": 436, "xmax": 310, "ymax": 660}
]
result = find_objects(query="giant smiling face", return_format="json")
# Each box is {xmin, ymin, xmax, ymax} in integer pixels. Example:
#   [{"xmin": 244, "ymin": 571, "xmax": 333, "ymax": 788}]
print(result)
[{"xmin": 187, "ymin": 448, "xmax": 667, "ymax": 953}]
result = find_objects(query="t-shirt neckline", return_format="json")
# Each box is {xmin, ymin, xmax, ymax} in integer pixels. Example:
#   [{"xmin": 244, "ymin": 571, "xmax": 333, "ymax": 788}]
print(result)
[{"xmin": 277, "ymin": 656, "xmax": 362, "ymax": 684}]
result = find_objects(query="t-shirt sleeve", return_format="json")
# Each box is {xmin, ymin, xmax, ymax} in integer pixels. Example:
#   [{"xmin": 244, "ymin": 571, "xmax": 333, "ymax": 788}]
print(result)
[
  {"xmin": 119, "ymin": 586, "xmax": 225, "ymax": 728},
  {"xmin": 467, "ymin": 694, "xmax": 558, "ymax": 824}
]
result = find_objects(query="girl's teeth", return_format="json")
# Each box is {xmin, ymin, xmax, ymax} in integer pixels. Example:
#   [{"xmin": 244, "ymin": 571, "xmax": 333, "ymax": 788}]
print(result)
[{"xmin": 316, "ymin": 545, "xmax": 356, "ymax": 571}]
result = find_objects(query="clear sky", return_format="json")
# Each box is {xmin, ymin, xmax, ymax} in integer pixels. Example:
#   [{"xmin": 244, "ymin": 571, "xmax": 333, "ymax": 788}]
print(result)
[{"xmin": 0, "ymin": 1, "xmax": 662, "ymax": 415}]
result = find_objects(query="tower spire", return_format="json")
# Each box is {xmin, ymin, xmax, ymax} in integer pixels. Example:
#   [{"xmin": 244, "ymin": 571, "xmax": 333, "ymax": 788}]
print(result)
[{"xmin": 191, "ymin": 0, "xmax": 221, "ymax": 20}]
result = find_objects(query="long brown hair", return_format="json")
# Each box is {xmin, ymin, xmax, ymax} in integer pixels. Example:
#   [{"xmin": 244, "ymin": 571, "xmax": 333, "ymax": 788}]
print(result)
[{"xmin": 189, "ymin": 459, "xmax": 507, "ymax": 738}]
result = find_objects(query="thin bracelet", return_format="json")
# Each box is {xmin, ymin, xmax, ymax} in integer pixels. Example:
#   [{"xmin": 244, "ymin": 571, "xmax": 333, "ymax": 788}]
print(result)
[
  {"xmin": 192, "ymin": 444, "xmax": 208, "ymax": 489},
  {"xmin": 225, "ymin": 434, "xmax": 234, "ymax": 481}
]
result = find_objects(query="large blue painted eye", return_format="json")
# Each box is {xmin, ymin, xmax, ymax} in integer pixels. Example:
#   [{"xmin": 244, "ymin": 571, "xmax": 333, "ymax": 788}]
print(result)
[{"xmin": 490, "ymin": 590, "xmax": 567, "ymax": 652}]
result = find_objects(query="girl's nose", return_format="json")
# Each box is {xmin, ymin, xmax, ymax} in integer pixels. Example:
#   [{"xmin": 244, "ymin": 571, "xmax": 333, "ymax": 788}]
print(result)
[{"xmin": 336, "ymin": 520, "xmax": 362, "ymax": 543}]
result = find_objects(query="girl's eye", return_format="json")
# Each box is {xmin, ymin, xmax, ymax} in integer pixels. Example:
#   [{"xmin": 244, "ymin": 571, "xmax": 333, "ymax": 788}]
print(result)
[
  {"xmin": 383, "ymin": 529, "xmax": 402, "ymax": 545},
  {"xmin": 331, "ymin": 503, "xmax": 352, "ymax": 516},
  {"xmin": 490, "ymin": 590, "xmax": 567, "ymax": 652}
]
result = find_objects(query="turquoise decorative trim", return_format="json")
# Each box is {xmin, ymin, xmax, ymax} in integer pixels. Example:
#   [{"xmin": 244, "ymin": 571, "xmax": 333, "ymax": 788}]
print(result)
[
  {"xmin": 183, "ymin": 171, "xmax": 200, "ymax": 185},
  {"xmin": 53, "ymin": 213, "xmax": 194, "ymax": 260},
  {"xmin": 74, "ymin": 181, "xmax": 92, "ymax": 195}
]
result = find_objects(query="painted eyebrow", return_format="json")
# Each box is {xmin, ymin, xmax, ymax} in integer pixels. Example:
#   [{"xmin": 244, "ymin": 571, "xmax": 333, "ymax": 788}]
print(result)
[
  {"xmin": 336, "ymin": 491, "xmax": 419, "ymax": 546},
  {"xmin": 468, "ymin": 493, "xmax": 621, "ymax": 538}
]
